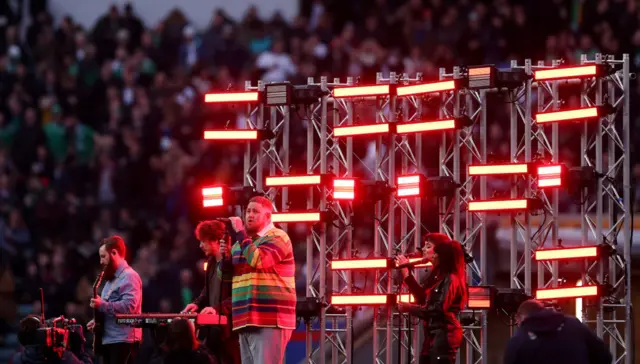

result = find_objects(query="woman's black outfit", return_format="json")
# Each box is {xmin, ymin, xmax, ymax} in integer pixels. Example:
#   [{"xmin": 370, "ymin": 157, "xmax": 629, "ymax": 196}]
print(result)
[{"xmin": 403, "ymin": 271, "xmax": 464, "ymax": 364}]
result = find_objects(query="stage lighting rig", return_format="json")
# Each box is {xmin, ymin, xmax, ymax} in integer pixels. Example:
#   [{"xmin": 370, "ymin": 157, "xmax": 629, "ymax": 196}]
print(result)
[
  {"xmin": 265, "ymin": 82, "xmax": 329, "ymax": 106},
  {"xmin": 462, "ymin": 65, "xmax": 530, "ymax": 90},
  {"xmin": 494, "ymin": 288, "xmax": 531, "ymax": 316},
  {"xmin": 296, "ymin": 297, "xmax": 324, "ymax": 323},
  {"xmin": 201, "ymin": 185, "xmax": 260, "ymax": 208}
]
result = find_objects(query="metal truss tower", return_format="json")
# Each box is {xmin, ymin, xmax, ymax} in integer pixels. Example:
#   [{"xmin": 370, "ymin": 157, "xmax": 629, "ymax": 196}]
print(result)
[
  {"xmin": 303, "ymin": 76, "xmax": 356, "ymax": 364},
  {"xmin": 242, "ymin": 81, "xmax": 291, "ymax": 216},
  {"xmin": 508, "ymin": 59, "xmax": 562, "ymax": 295},
  {"xmin": 438, "ymin": 67, "xmax": 488, "ymax": 364},
  {"xmin": 578, "ymin": 53, "xmax": 632, "ymax": 364}
]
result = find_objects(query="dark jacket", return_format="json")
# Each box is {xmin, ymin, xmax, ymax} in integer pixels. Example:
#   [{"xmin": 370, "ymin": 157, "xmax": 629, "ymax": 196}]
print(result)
[
  {"xmin": 10, "ymin": 346, "xmax": 92, "ymax": 364},
  {"xmin": 192, "ymin": 256, "xmax": 232, "ymax": 315},
  {"xmin": 503, "ymin": 309, "xmax": 613, "ymax": 364}
]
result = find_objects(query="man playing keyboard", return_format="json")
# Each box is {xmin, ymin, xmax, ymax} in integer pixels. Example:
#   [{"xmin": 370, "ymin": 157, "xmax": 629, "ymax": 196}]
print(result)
[{"xmin": 182, "ymin": 220, "xmax": 241, "ymax": 364}]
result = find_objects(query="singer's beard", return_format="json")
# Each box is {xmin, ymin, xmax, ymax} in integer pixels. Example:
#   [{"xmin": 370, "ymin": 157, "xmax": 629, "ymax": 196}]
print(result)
[{"xmin": 103, "ymin": 259, "xmax": 118, "ymax": 280}]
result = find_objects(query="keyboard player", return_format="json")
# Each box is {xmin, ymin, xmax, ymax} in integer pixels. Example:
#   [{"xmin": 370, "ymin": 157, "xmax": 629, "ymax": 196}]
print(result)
[{"xmin": 182, "ymin": 220, "xmax": 241, "ymax": 364}]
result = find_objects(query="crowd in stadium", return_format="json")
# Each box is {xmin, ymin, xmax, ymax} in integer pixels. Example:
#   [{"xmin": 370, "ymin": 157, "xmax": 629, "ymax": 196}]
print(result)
[{"xmin": 0, "ymin": 0, "xmax": 638, "ymax": 360}]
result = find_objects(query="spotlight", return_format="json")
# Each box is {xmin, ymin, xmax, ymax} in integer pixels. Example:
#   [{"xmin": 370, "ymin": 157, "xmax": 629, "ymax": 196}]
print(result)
[{"xmin": 296, "ymin": 297, "xmax": 324, "ymax": 322}]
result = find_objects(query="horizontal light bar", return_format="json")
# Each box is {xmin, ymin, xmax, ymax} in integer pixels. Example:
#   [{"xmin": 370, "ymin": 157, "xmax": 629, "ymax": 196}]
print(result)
[
  {"xmin": 537, "ymin": 164, "xmax": 563, "ymax": 188},
  {"xmin": 397, "ymin": 294, "xmax": 416, "ymax": 303},
  {"xmin": 333, "ymin": 179, "xmax": 355, "ymax": 200},
  {"xmin": 468, "ymin": 299, "xmax": 491, "ymax": 309},
  {"xmin": 536, "ymin": 285, "xmax": 599, "ymax": 300},
  {"xmin": 271, "ymin": 212, "xmax": 321, "ymax": 223},
  {"xmin": 396, "ymin": 80, "xmax": 456, "ymax": 97},
  {"xmin": 265, "ymin": 175, "xmax": 323, "ymax": 187},
  {"xmin": 534, "ymin": 65, "xmax": 597, "ymax": 81},
  {"xmin": 202, "ymin": 187, "xmax": 224, "ymax": 207},
  {"xmin": 205, "ymin": 91, "xmax": 259, "ymax": 103},
  {"xmin": 330, "ymin": 294, "xmax": 393, "ymax": 306},
  {"xmin": 204, "ymin": 130, "xmax": 259, "ymax": 140},
  {"xmin": 397, "ymin": 175, "xmax": 422, "ymax": 197},
  {"xmin": 330, "ymin": 259, "xmax": 389, "ymax": 270},
  {"xmin": 333, "ymin": 85, "xmax": 390, "ymax": 98},
  {"xmin": 334, "ymin": 124, "xmax": 390, "ymax": 137},
  {"xmin": 468, "ymin": 199, "xmax": 531, "ymax": 212},
  {"xmin": 468, "ymin": 163, "xmax": 530, "ymax": 176},
  {"xmin": 396, "ymin": 119, "xmax": 456, "ymax": 134},
  {"xmin": 534, "ymin": 246, "xmax": 599, "ymax": 261},
  {"xmin": 535, "ymin": 107, "xmax": 599, "ymax": 124}
]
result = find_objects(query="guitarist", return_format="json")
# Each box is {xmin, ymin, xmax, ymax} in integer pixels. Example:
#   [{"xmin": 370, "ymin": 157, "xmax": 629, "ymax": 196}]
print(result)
[{"xmin": 87, "ymin": 236, "xmax": 143, "ymax": 364}]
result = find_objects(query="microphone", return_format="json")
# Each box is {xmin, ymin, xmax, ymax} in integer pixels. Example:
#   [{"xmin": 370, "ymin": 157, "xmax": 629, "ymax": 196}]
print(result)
[
  {"xmin": 215, "ymin": 218, "xmax": 230, "ymax": 222},
  {"xmin": 396, "ymin": 257, "xmax": 430, "ymax": 269}
]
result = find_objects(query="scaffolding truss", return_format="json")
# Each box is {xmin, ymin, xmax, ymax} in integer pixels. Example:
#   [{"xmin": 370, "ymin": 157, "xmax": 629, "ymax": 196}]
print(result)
[
  {"xmin": 437, "ymin": 67, "xmax": 488, "ymax": 364},
  {"xmin": 215, "ymin": 52, "xmax": 633, "ymax": 364}
]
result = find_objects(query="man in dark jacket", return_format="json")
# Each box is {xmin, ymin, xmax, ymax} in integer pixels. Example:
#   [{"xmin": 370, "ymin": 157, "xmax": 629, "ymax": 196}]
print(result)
[
  {"xmin": 503, "ymin": 299, "xmax": 612, "ymax": 364},
  {"xmin": 11, "ymin": 316, "xmax": 92, "ymax": 364}
]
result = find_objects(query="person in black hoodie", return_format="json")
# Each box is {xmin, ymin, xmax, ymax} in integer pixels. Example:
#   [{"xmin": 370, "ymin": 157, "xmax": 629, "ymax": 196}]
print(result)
[
  {"xmin": 503, "ymin": 299, "xmax": 612, "ymax": 364},
  {"xmin": 395, "ymin": 233, "xmax": 467, "ymax": 364},
  {"xmin": 11, "ymin": 316, "xmax": 92, "ymax": 364}
]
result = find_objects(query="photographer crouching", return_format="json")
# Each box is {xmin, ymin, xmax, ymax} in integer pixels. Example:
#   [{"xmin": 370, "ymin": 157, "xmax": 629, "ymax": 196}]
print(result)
[{"xmin": 11, "ymin": 315, "xmax": 93, "ymax": 364}]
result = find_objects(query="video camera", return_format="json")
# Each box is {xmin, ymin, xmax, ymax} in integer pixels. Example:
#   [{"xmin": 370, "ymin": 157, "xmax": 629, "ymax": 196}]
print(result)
[{"xmin": 34, "ymin": 315, "xmax": 82, "ymax": 359}]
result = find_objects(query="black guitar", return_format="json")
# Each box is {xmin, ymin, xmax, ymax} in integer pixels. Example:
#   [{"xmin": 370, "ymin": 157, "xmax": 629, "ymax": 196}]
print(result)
[{"xmin": 92, "ymin": 269, "xmax": 105, "ymax": 355}]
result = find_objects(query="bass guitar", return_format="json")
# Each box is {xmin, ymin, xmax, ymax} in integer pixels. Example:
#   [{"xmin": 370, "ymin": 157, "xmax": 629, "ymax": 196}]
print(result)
[{"xmin": 92, "ymin": 269, "xmax": 105, "ymax": 355}]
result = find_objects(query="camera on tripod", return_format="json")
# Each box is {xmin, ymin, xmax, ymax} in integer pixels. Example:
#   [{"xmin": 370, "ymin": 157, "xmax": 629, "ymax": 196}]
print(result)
[{"xmin": 35, "ymin": 315, "xmax": 80, "ymax": 359}]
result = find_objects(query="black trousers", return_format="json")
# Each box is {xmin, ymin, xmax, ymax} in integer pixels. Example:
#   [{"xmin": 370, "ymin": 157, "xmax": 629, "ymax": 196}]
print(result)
[
  {"xmin": 418, "ymin": 328, "xmax": 462, "ymax": 364},
  {"xmin": 101, "ymin": 342, "xmax": 140, "ymax": 364}
]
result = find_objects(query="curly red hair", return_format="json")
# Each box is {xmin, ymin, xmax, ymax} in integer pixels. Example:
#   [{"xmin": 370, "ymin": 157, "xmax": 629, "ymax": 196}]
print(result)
[{"xmin": 194, "ymin": 220, "xmax": 226, "ymax": 242}]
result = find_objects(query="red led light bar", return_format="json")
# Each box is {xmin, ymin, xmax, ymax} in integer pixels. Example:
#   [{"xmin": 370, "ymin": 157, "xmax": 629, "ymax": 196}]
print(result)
[
  {"xmin": 333, "ymin": 179, "xmax": 355, "ymax": 200},
  {"xmin": 202, "ymin": 187, "xmax": 224, "ymax": 207},
  {"xmin": 271, "ymin": 212, "xmax": 322, "ymax": 223},
  {"xmin": 534, "ymin": 246, "xmax": 599, "ymax": 261},
  {"xmin": 265, "ymin": 175, "xmax": 323, "ymax": 187},
  {"xmin": 330, "ymin": 259, "xmax": 390, "ymax": 270},
  {"xmin": 467, "ymin": 286, "xmax": 494, "ymax": 309},
  {"xmin": 330, "ymin": 294, "xmax": 394, "ymax": 306},
  {"xmin": 397, "ymin": 294, "xmax": 416, "ymax": 303},
  {"xmin": 468, "ymin": 199, "xmax": 533, "ymax": 212},
  {"xmin": 205, "ymin": 91, "xmax": 259, "ymax": 103},
  {"xmin": 333, "ymin": 85, "xmax": 390, "ymax": 98},
  {"xmin": 333, "ymin": 123, "xmax": 390, "ymax": 137},
  {"xmin": 204, "ymin": 130, "xmax": 259, "ymax": 140},
  {"xmin": 397, "ymin": 175, "xmax": 422, "ymax": 197},
  {"xmin": 396, "ymin": 80, "xmax": 456, "ymax": 97},
  {"xmin": 203, "ymin": 261, "xmax": 208, "ymax": 272},
  {"xmin": 408, "ymin": 257, "xmax": 432, "ymax": 268},
  {"xmin": 534, "ymin": 65, "xmax": 598, "ymax": 81},
  {"xmin": 396, "ymin": 119, "xmax": 456, "ymax": 134},
  {"xmin": 537, "ymin": 165, "xmax": 563, "ymax": 188},
  {"xmin": 468, "ymin": 163, "xmax": 530, "ymax": 176},
  {"xmin": 535, "ymin": 107, "xmax": 599, "ymax": 124},
  {"xmin": 536, "ymin": 285, "xmax": 600, "ymax": 300}
]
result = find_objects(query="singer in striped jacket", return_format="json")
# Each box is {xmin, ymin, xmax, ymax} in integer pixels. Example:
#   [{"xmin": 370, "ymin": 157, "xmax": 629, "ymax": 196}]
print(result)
[{"xmin": 218, "ymin": 196, "xmax": 296, "ymax": 364}]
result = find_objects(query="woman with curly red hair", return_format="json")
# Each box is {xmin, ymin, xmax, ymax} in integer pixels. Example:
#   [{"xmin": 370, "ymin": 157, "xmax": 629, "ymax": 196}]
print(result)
[{"xmin": 394, "ymin": 233, "xmax": 468, "ymax": 364}]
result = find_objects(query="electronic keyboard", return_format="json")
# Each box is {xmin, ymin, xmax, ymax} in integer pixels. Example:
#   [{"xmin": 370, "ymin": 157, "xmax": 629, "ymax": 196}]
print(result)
[{"xmin": 115, "ymin": 313, "xmax": 228, "ymax": 327}]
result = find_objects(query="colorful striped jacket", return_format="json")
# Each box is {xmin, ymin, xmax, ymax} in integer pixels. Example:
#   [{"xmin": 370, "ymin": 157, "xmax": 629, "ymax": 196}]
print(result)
[{"xmin": 219, "ymin": 226, "xmax": 297, "ymax": 331}]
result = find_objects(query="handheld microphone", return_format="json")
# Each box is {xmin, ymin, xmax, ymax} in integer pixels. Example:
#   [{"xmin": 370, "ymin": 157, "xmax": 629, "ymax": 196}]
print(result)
[
  {"xmin": 215, "ymin": 218, "xmax": 230, "ymax": 222},
  {"xmin": 396, "ymin": 257, "xmax": 430, "ymax": 269}
]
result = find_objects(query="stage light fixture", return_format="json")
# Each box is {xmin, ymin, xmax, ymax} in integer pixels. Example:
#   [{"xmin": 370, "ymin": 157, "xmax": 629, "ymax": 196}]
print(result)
[
  {"xmin": 201, "ymin": 185, "xmax": 260, "ymax": 208},
  {"xmin": 566, "ymin": 166, "xmax": 598, "ymax": 190},
  {"xmin": 534, "ymin": 65, "xmax": 601, "ymax": 81},
  {"xmin": 397, "ymin": 175, "xmax": 423, "ymax": 197},
  {"xmin": 397, "ymin": 294, "xmax": 417, "ymax": 303},
  {"xmin": 330, "ymin": 258, "xmax": 391, "ymax": 270},
  {"xmin": 332, "ymin": 179, "xmax": 356, "ymax": 200},
  {"xmin": 266, "ymin": 82, "xmax": 328, "ymax": 106},
  {"xmin": 537, "ymin": 164, "xmax": 564, "ymax": 188},
  {"xmin": 534, "ymin": 105, "xmax": 615, "ymax": 124},
  {"xmin": 203, "ymin": 129, "xmax": 275, "ymax": 141},
  {"xmin": 426, "ymin": 176, "xmax": 458, "ymax": 199},
  {"xmin": 535, "ymin": 285, "xmax": 601, "ymax": 300},
  {"xmin": 265, "ymin": 174, "xmax": 332, "ymax": 187},
  {"xmin": 205, "ymin": 91, "xmax": 260, "ymax": 103},
  {"xmin": 494, "ymin": 288, "xmax": 531, "ymax": 315},
  {"xmin": 333, "ymin": 85, "xmax": 390, "ymax": 98},
  {"xmin": 296, "ymin": 297, "xmax": 323, "ymax": 322},
  {"xmin": 468, "ymin": 198, "xmax": 542, "ymax": 212},
  {"xmin": 467, "ymin": 66, "xmax": 496, "ymax": 89},
  {"xmin": 333, "ymin": 123, "xmax": 391, "ymax": 137},
  {"xmin": 360, "ymin": 180, "xmax": 395, "ymax": 203},
  {"xmin": 468, "ymin": 286, "xmax": 496, "ymax": 310},
  {"xmin": 534, "ymin": 246, "xmax": 599, "ymax": 261},
  {"xmin": 395, "ymin": 117, "xmax": 472, "ymax": 134},
  {"xmin": 495, "ymin": 68, "xmax": 529, "ymax": 89},
  {"xmin": 396, "ymin": 80, "xmax": 457, "ymax": 97},
  {"xmin": 468, "ymin": 163, "xmax": 531, "ymax": 176},
  {"xmin": 330, "ymin": 294, "xmax": 395, "ymax": 306},
  {"xmin": 271, "ymin": 211, "xmax": 335, "ymax": 223}
]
